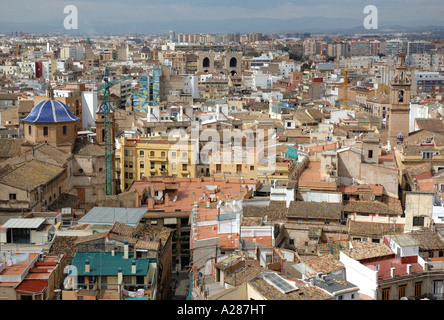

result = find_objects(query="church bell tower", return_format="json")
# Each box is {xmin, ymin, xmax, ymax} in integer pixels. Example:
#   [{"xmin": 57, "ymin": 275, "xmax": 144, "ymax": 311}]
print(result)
[{"xmin": 387, "ymin": 52, "xmax": 411, "ymax": 147}]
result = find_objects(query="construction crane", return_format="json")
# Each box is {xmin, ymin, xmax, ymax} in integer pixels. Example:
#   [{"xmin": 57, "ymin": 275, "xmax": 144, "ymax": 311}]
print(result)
[
  {"xmin": 341, "ymin": 63, "xmax": 349, "ymax": 109},
  {"xmin": 96, "ymin": 66, "xmax": 132, "ymax": 195}
]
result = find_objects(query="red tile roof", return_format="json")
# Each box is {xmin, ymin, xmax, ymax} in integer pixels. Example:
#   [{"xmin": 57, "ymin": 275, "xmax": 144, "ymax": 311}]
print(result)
[{"xmin": 16, "ymin": 280, "xmax": 48, "ymax": 293}]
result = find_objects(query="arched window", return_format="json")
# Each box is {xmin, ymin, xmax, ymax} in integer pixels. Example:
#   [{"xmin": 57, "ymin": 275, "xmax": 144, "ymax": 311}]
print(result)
[
  {"xmin": 229, "ymin": 57, "xmax": 237, "ymax": 68},
  {"xmin": 398, "ymin": 90, "xmax": 404, "ymax": 103},
  {"xmin": 203, "ymin": 57, "xmax": 210, "ymax": 68}
]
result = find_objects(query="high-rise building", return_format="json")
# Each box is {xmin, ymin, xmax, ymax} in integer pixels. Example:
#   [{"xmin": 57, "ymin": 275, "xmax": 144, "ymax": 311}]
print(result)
[
  {"xmin": 169, "ymin": 30, "xmax": 176, "ymax": 43},
  {"xmin": 407, "ymin": 41, "xmax": 432, "ymax": 55},
  {"xmin": 385, "ymin": 39, "xmax": 408, "ymax": 56}
]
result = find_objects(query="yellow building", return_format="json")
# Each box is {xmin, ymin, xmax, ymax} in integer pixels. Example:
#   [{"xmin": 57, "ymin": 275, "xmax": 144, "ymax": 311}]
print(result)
[
  {"xmin": 119, "ymin": 136, "xmax": 197, "ymax": 191},
  {"xmin": 209, "ymin": 148, "xmax": 295, "ymax": 183}
]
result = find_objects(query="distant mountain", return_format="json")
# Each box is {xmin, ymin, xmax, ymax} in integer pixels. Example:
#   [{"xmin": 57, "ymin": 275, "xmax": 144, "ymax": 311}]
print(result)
[{"xmin": 1, "ymin": 16, "xmax": 444, "ymax": 36}]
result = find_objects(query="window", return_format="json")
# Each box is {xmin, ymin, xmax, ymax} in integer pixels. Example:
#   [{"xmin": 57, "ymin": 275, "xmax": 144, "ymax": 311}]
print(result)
[
  {"xmin": 63, "ymin": 126, "xmax": 67, "ymax": 135},
  {"xmin": 216, "ymin": 164, "xmax": 221, "ymax": 172},
  {"xmin": 129, "ymin": 173, "xmax": 133, "ymax": 179},
  {"xmin": 422, "ymin": 152, "xmax": 433, "ymax": 159},
  {"xmin": 43, "ymin": 126, "xmax": 48, "ymax": 136},
  {"xmin": 171, "ymin": 151, "xmax": 176, "ymax": 158},
  {"xmin": 368, "ymin": 150, "xmax": 373, "ymax": 158},
  {"xmin": 140, "ymin": 151, "xmax": 144, "ymax": 157},
  {"xmin": 250, "ymin": 166, "xmax": 254, "ymax": 171},
  {"xmin": 151, "ymin": 162, "xmax": 155, "ymax": 169},
  {"xmin": 337, "ymin": 295, "xmax": 343, "ymax": 300},
  {"xmin": 140, "ymin": 161, "xmax": 144, "ymax": 169},
  {"xmin": 413, "ymin": 216, "xmax": 425, "ymax": 227},
  {"xmin": 150, "ymin": 151, "xmax": 155, "ymax": 157},
  {"xmin": 433, "ymin": 281, "xmax": 443, "ymax": 296},
  {"xmin": 9, "ymin": 193, "xmax": 17, "ymax": 200},
  {"xmin": 414, "ymin": 282, "xmax": 422, "ymax": 299},
  {"xmin": 382, "ymin": 288, "xmax": 390, "ymax": 300},
  {"xmin": 161, "ymin": 151, "xmax": 166, "ymax": 157},
  {"xmin": 28, "ymin": 125, "xmax": 31, "ymax": 135},
  {"xmin": 182, "ymin": 164, "xmax": 187, "ymax": 171},
  {"xmin": 398, "ymin": 285, "xmax": 406, "ymax": 300},
  {"xmin": 351, "ymin": 294, "xmax": 355, "ymax": 300}
]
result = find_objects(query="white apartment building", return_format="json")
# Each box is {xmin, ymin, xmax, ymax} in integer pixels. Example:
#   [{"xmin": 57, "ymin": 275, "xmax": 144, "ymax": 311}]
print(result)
[{"xmin": 183, "ymin": 75, "xmax": 199, "ymax": 99}]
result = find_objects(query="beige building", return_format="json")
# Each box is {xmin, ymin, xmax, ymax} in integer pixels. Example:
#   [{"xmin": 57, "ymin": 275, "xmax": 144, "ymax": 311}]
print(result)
[
  {"xmin": 0, "ymin": 159, "xmax": 68, "ymax": 213},
  {"xmin": 404, "ymin": 192, "xmax": 434, "ymax": 232}
]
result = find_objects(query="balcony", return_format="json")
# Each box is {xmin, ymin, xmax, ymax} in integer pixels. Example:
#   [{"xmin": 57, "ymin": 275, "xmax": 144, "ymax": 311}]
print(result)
[{"xmin": 63, "ymin": 283, "xmax": 152, "ymax": 300}]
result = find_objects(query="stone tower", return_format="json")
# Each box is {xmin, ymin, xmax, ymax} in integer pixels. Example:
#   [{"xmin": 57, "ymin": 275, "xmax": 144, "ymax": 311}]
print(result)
[{"xmin": 387, "ymin": 52, "xmax": 411, "ymax": 147}]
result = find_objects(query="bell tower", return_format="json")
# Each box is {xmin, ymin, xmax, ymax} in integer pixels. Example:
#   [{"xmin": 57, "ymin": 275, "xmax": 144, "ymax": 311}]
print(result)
[{"xmin": 387, "ymin": 52, "xmax": 411, "ymax": 147}]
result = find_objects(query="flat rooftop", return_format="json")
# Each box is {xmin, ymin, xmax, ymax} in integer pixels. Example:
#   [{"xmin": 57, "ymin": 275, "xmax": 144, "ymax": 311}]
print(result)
[{"xmin": 129, "ymin": 177, "xmax": 258, "ymax": 214}]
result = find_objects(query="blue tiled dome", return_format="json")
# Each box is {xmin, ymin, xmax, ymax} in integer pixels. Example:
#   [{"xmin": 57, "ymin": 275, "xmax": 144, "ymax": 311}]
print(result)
[
  {"xmin": 97, "ymin": 103, "xmax": 114, "ymax": 114},
  {"xmin": 23, "ymin": 99, "xmax": 79, "ymax": 123}
]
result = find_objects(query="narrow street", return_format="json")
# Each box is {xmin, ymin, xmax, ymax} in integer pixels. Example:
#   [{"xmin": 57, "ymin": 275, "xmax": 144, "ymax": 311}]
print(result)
[{"xmin": 172, "ymin": 270, "xmax": 190, "ymax": 300}]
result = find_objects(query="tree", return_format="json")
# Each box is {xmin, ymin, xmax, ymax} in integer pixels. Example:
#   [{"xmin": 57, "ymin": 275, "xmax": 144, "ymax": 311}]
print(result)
[
  {"xmin": 245, "ymin": 51, "xmax": 260, "ymax": 57},
  {"xmin": 301, "ymin": 62, "xmax": 311, "ymax": 72}
]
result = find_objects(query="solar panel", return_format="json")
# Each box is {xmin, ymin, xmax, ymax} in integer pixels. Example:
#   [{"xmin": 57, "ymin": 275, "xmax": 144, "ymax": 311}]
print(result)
[{"xmin": 262, "ymin": 273, "xmax": 298, "ymax": 294}]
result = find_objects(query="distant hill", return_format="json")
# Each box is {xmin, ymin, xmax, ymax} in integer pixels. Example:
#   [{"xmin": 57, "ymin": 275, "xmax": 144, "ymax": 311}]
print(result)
[{"xmin": 1, "ymin": 16, "xmax": 444, "ymax": 36}]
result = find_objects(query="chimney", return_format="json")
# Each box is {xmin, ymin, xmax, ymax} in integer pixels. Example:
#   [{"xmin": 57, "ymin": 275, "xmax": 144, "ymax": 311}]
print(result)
[
  {"xmin": 124, "ymin": 240, "xmax": 129, "ymax": 259},
  {"xmin": 390, "ymin": 267, "xmax": 396, "ymax": 278},
  {"xmin": 131, "ymin": 260, "xmax": 137, "ymax": 274},
  {"xmin": 85, "ymin": 260, "xmax": 90, "ymax": 273},
  {"xmin": 407, "ymin": 264, "xmax": 412, "ymax": 274},
  {"xmin": 164, "ymin": 192, "xmax": 170, "ymax": 207},
  {"xmin": 117, "ymin": 267, "xmax": 123, "ymax": 294},
  {"xmin": 111, "ymin": 249, "xmax": 115, "ymax": 256},
  {"xmin": 148, "ymin": 196, "xmax": 154, "ymax": 209}
]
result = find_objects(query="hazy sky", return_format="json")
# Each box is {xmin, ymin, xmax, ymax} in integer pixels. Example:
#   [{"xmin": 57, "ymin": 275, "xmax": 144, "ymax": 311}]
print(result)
[{"xmin": 1, "ymin": 0, "xmax": 443, "ymax": 34}]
